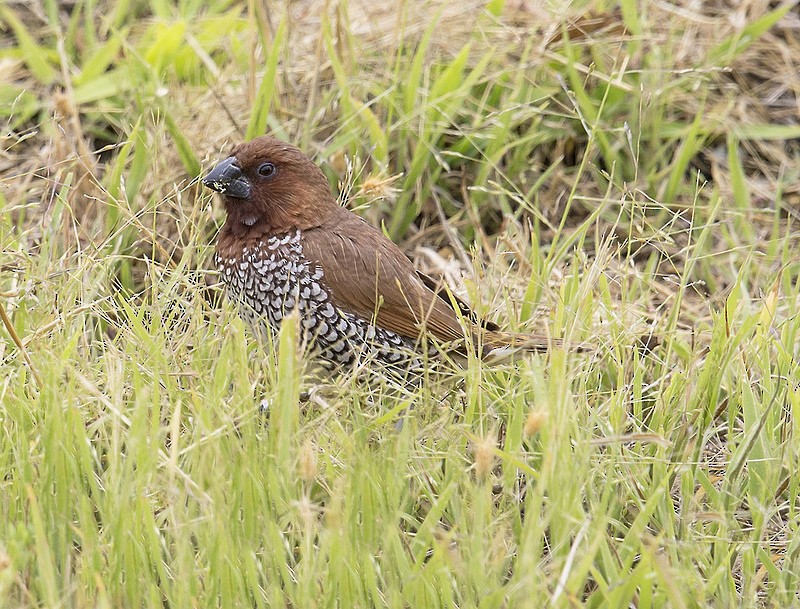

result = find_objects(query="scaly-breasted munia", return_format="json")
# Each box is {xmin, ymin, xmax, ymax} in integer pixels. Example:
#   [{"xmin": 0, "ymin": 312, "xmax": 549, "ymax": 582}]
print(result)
[{"xmin": 202, "ymin": 136, "xmax": 558, "ymax": 371}]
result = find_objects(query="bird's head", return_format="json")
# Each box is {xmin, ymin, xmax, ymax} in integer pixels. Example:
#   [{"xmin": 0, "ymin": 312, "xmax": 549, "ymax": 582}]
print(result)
[{"xmin": 202, "ymin": 136, "xmax": 336, "ymax": 235}]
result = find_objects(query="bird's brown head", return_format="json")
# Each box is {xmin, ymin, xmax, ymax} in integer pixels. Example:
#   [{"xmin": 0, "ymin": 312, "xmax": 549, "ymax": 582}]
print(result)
[{"xmin": 202, "ymin": 136, "xmax": 337, "ymax": 237}]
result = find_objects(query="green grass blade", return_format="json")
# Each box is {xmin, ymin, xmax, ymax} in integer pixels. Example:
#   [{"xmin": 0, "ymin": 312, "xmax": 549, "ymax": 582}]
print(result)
[
  {"xmin": 246, "ymin": 13, "xmax": 287, "ymax": 140},
  {"xmin": 0, "ymin": 6, "xmax": 57, "ymax": 83},
  {"xmin": 707, "ymin": 3, "xmax": 793, "ymax": 65},
  {"xmin": 163, "ymin": 110, "xmax": 201, "ymax": 176}
]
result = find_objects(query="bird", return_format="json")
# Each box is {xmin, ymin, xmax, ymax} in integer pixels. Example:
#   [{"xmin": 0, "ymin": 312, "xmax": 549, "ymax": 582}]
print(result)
[{"xmin": 202, "ymin": 136, "xmax": 562, "ymax": 374}]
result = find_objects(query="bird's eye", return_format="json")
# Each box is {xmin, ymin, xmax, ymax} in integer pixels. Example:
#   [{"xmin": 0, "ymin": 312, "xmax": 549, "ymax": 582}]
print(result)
[{"xmin": 257, "ymin": 162, "xmax": 276, "ymax": 178}]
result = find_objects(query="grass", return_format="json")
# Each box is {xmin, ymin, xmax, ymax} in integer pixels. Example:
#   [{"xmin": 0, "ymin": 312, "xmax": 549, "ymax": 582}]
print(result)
[{"xmin": 2, "ymin": 0, "xmax": 800, "ymax": 607}]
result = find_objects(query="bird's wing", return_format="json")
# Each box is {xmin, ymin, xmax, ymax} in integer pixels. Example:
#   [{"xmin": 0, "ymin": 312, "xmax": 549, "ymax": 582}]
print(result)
[
  {"xmin": 300, "ymin": 210, "xmax": 469, "ymax": 344},
  {"xmin": 415, "ymin": 270, "xmax": 500, "ymax": 332}
]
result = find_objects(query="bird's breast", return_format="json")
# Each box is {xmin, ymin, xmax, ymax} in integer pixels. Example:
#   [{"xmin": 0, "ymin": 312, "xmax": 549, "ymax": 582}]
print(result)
[
  {"xmin": 214, "ymin": 230, "xmax": 423, "ymax": 369},
  {"xmin": 215, "ymin": 230, "xmax": 308, "ymax": 326}
]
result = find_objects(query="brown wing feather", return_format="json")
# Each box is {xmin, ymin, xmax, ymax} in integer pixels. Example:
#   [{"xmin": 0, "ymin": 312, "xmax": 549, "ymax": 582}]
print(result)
[{"xmin": 300, "ymin": 207, "xmax": 469, "ymax": 344}]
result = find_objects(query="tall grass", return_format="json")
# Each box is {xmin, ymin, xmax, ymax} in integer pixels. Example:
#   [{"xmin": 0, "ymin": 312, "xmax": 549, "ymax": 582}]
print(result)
[{"xmin": 1, "ymin": 0, "xmax": 799, "ymax": 607}]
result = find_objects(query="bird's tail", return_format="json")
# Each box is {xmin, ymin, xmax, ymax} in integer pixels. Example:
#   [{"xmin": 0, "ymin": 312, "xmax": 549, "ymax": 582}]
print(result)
[
  {"xmin": 480, "ymin": 330, "xmax": 570, "ymax": 362},
  {"xmin": 480, "ymin": 330, "xmax": 657, "ymax": 362}
]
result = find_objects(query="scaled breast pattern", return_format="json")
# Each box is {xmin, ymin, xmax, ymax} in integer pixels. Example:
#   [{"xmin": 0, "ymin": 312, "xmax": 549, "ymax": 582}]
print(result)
[{"xmin": 215, "ymin": 230, "xmax": 423, "ymax": 371}]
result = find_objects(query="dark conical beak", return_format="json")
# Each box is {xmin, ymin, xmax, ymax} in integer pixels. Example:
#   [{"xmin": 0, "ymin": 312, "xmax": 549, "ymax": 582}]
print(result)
[{"xmin": 202, "ymin": 156, "xmax": 251, "ymax": 199}]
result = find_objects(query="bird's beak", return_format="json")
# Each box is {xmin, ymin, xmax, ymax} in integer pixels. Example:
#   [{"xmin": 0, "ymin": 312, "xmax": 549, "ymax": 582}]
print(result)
[{"xmin": 202, "ymin": 156, "xmax": 251, "ymax": 199}]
